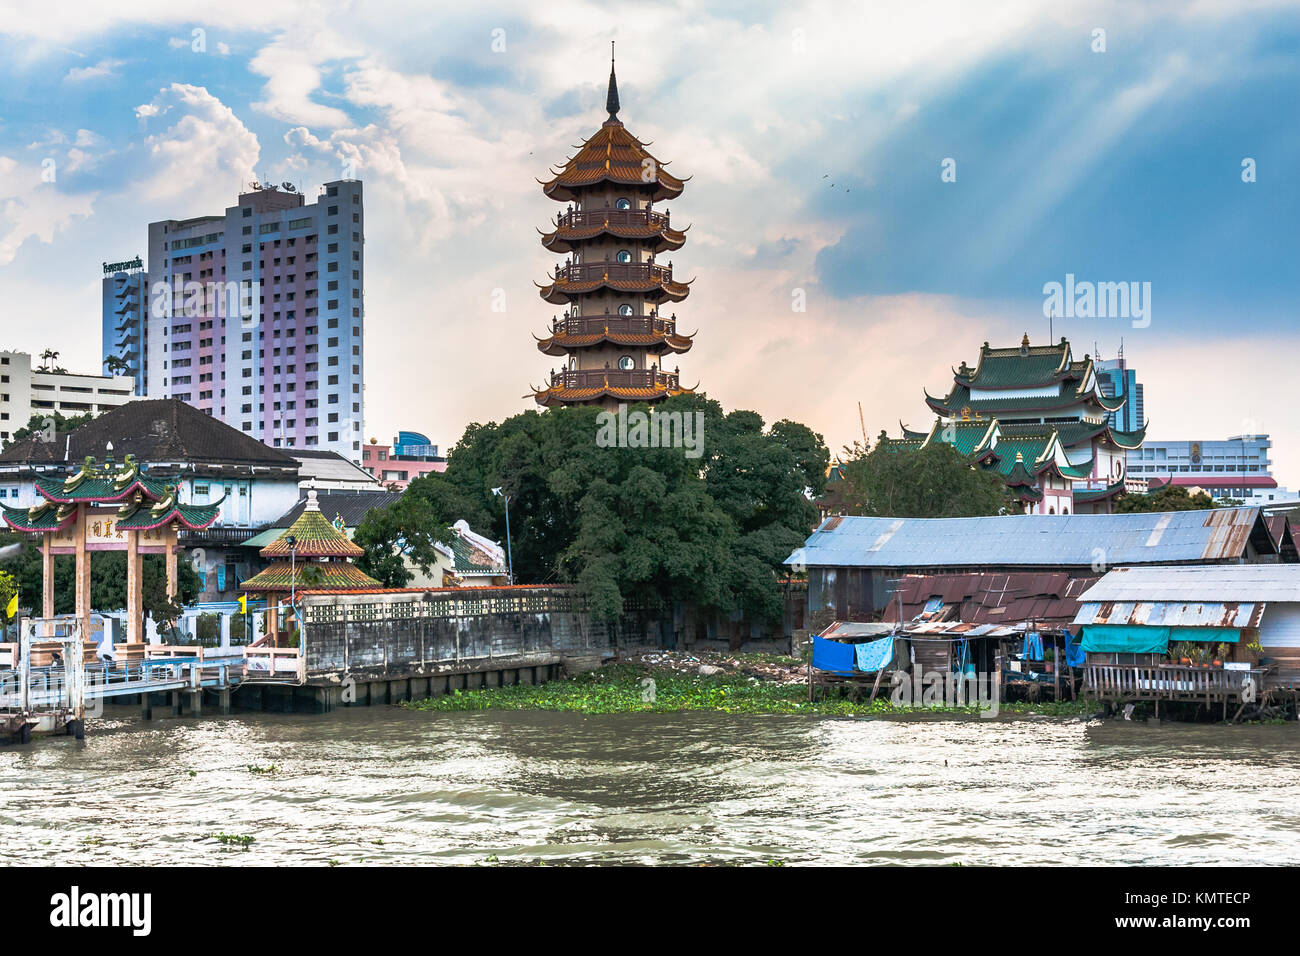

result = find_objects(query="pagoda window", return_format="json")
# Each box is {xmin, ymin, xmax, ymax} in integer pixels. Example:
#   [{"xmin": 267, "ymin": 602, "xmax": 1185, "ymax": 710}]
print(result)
[
  {"xmin": 616, "ymin": 250, "xmax": 633, "ymax": 263},
  {"xmin": 618, "ymin": 304, "xmax": 634, "ymax": 316},
  {"xmin": 618, "ymin": 355, "xmax": 635, "ymax": 371},
  {"xmin": 615, "ymin": 198, "xmax": 632, "ymax": 210}
]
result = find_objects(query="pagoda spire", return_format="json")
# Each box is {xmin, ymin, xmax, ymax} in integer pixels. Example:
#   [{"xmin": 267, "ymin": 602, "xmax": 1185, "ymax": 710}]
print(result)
[{"xmin": 606, "ymin": 41, "xmax": 620, "ymax": 119}]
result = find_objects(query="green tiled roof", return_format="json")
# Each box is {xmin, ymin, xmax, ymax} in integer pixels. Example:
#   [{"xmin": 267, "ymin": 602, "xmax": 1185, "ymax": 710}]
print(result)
[
  {"xmin": 240, "ymin": 559, "xmax": 382, "ymax": 592},
  {"xmin": 260, "ymin": 492, "xmax": 364, "ymax": 558},
  {"xmin": 1074, "ymin": 479, "xmax": 1127, "ymax": 503},
  {"xmin": 926, "ymin": 382, "xmax": 1106, "ymax": 416},
  {"xmin": 953, "ymin": 340, "xmax": 1072, "ymax": 388},
  {"xmin": 0, "ymin": 501, "xmax": 75, "ymax": 532},
  {"xmin": 33, "ymin": 456, "xmax": 174, "ymax": 504},
  {"xmin": 115, "ymin": 501, "xmax": 222, "ymax": 531}
]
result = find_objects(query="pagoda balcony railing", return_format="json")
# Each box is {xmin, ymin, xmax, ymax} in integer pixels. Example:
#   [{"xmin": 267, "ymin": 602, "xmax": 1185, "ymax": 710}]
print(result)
[
  {"xmin": 554, "ymin": 208, "xmax": 671, "ymax": 231},
  {"xmin": 551, "ymin": 315, "xmax": 677, "ymax": 338},
  {"xmin": 551, "ymin": 262, "xmax": 674, "ymax": 285},
  {"xmin": 548, "ymin": 369, "xmax": 680, "ymax": 391}
]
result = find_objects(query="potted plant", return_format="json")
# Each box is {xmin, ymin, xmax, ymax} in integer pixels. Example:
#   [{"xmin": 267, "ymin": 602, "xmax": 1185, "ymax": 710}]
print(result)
[{"xmin": 1044, "ymin": 647, "xmax": 1055, "ymax": 673}]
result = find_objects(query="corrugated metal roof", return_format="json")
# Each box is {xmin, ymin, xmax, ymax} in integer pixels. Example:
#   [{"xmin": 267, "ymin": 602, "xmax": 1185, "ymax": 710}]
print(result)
[
  {"xmin": 785, "ymin": 507, "xmax": 1269, "ymax": 569},
  {"xmin": 1072, "ymin": 600, "xmax": 1264, "ymax": 628},
  {"xmin": 1078, "ymin": 564, "xmax": 1300, "ymax": 603},
  {"xmin": 818, "ymin": 621, "xmax": 895, "ymax": 641}
]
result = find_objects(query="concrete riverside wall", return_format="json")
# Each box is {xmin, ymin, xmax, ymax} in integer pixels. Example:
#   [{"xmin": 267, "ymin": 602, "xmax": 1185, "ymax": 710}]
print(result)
[{"xmin": 300, "ymin": 586, "xmax": 631, "ymax": 685}]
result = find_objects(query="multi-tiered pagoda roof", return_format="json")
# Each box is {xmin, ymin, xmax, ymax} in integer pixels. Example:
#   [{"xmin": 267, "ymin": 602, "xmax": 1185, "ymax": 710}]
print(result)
[
  {"xmin": 880, "ymin": 335, "xmax": 1147, "ymax": 513},
  {"xmin": 530, "ymin": 46, "xmax": 697, "ymax": 410}
]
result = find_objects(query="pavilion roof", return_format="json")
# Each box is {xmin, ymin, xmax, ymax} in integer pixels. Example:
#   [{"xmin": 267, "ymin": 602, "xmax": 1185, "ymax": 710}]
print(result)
[
  {"xmin": 239, "ymin": 560, "xmax": 381, "ymax": 593},
  {"xmin": 535, "ymin": 328, "xmax": 694, "ymax": 356},
  {"xmin": 259, "ymin": 489, "xmax": 364, "ymax": 558},
  {"xmin": 531, "ymin": 381, "xmax": 693, "ymax": 408}
]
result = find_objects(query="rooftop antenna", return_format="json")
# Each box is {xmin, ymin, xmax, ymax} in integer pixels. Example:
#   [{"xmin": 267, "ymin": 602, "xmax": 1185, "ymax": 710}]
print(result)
[{"xmin": 1048, "ymin": 302, "xmax": 1054, "ymax": 344}]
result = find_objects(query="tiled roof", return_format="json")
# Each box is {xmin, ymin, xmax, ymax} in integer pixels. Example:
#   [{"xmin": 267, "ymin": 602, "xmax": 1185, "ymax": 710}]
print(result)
[
  {"xmin": 540, "ymin": 122, "xmax": 687, "ymax": 204},
  {"xmin": 0, "ymin": 399, "xmax": 297, "ymax": 469},
  {"xmin": 535, "ymin": 329, "xmax": 694, "ymax": 355},
  {"xmin": 533, "ymin": 382, "xmax": 691, "ymax": 407},
  {"xmin": 537, "ymin": 273, "xmax": 691, "ymax": 305},
  {"xmin": 540, "ymin": 220, "xmax": 687, "ymax": 253},
  {"xmin": 260, "ymin": 490, "xmax": 365, "ymax": 558},
  {"xmin": 240, "ymin": 560, "xmax": 381, "ymax": 592}
]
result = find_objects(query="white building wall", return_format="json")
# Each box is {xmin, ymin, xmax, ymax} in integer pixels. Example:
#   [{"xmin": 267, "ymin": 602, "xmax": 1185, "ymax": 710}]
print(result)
[{"xmin": 1259, "ymin": 604, "xmax": 1300, "ymax": 649}]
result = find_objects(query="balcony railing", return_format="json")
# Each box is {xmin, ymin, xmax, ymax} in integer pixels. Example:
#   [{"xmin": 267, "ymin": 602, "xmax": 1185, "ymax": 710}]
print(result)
[
  {"xmin": 1085, "ymin": 662, "xmax": 1266, "ymax": 702},
  {"xmin": 548, "ymin": 368, "xmax": 680, "ymax": 391},
  {"xmin": 551, "ymin": 262, "xmax": 674, "ymax": 285},
  {"xmin": 551, "ymin": 315, "xmax": 677, "ymax": 338},
  {"xmin": 554, "ymin": 208, "xmax": 672, "ymax": 231}
]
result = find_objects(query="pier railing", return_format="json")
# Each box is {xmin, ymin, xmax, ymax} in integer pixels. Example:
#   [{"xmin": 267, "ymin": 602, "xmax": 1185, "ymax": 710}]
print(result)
[{"xmin": 1085, "ymin": 663, "xmax": 1265, "ymax": 702}]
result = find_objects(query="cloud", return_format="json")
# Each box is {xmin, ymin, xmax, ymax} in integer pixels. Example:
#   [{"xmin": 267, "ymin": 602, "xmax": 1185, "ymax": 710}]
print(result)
[
  {"xmin": 134, "ymin": 84, "xmax": 260, "ymax": 206},
  {"xmin": 0, "ymin": 155, "xmax": 97, "ymax": 265},
  {"xmin": 64, "ymin": 57, "xmax": 123, "ymax": 81},
  {"xmin": 249, "ymin": 27, "xmax": 356, "ymax": 127}
]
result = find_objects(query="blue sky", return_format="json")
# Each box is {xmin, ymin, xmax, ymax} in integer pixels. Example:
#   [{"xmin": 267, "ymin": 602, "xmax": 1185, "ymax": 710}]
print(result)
[{"xmin": 1, "ymin": 1, "xmax": 1297, "ymax": 481}]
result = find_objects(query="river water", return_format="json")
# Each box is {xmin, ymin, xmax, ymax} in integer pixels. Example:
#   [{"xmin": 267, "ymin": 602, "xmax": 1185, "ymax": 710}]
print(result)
[{"xmin": 1, "ymin": 707, "xmax": 1296, "ymax": 865}]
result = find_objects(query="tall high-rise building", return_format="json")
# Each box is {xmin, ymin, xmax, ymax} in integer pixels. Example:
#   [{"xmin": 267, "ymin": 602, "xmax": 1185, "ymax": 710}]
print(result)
[
  {"xmin": 1094, "ymin": 352, "xmax": 1143, "ymax": 433},
  {"xmin": 109, "ymin": 180, "xmax": 365, "ymax": 461},
  {"xmin": 531, "ymin": 49, "xmax": 696, "ymax": 409},
  {"xmin": 100, "ymin": 255, "xmax": 148, "ymax": 393}
]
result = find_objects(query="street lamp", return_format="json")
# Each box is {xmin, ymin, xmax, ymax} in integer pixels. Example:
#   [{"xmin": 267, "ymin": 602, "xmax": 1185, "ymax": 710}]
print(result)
[
  {"xmin": 491, "ymin": 488, "xmax": 514, "ymax": 585},
  {"xmin": 285, "ymin": 533, "xmax": 297, "ymax": 647}
]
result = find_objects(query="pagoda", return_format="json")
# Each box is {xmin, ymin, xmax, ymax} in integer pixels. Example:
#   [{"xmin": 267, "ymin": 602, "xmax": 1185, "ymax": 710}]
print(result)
[
  {"xmin": 0, "ymin": 453, "xmax": 221, "ymax": 645},
  {"xmin": 240, "ymin": 488, "xmax": 381, "ymax": 645},
  {"xmin": 530, "ymin": 45, "xmax": 696, "ymax": 409},
  {"xmin": 878, "ymin": 334, "xmax": 1147, "ymax": 514}
]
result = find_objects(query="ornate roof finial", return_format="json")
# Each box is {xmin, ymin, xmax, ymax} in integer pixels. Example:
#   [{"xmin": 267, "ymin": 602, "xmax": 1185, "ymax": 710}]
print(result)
[
  {"xmin": 606, "ymin": 41, "xmax": 620, "ymax": 119},
  {"xmin": 1021, "ymin": 332, "xmax": 1030, "ymax": 347}
]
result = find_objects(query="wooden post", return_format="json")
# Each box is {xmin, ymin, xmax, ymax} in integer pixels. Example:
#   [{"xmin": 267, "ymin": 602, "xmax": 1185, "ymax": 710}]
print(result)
[
  {"xmin": 126, "ymin": 530, "xmax": 143, "ymax": 646},
  {"xmin": 74, "ymin": 504, "xmax": 91, "ymax": 640},
  {"xmin": 41, "ymin": 532, "xmax": 54, "ymax": 619},
  {"xmin": 165, "ymin": 524, "xmax": 179, "ymax": 601}
]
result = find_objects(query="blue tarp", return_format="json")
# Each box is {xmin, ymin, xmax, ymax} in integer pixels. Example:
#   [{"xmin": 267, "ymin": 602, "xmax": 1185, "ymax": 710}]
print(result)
[
  {"xmin": 853, "ymin": 636, "xmax": 894, "ymax": 673},
  {"xmin": 812, "ymin": 635, "xmax": 856, "ymax": 675},
  {"xmin": 1064, "ymin": 631, "xmax": 1086, "ymax": 668}
]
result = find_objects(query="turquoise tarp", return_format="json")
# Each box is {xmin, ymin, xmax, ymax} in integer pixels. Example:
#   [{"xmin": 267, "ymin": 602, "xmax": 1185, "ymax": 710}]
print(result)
[
  {"xmin": 1081, "ymin": 625, "xmax": 1171, "ymax": 654},
  {"xmin": 853, "ymin": 636, "xmax": 894, "ymax": 673},
  {"xmin": 1082, "ymin": 624, "xmax": 1242, "ymax": 654}
]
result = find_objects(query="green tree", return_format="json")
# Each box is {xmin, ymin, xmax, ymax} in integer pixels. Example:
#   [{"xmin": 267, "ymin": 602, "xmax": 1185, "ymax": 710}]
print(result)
[
  {"xmin": 104, "ymin": 355, "xmax": 132, "ymax": 377},
  {"xmin": 351, "ymin": 394, "xmax": 828, "ymax": 623},
  {"xmin": 837, "ymin": 441, "xmax": 1011, "ymax": 517},
  {"xmin": 8, "ymin": 410, "xmax": 94, "ymax": 444},
  {"xmin": 1114, "ymin": 483, "xmax": 1219, "ymax": 513},
  {"xmin": 353, "ymin": 472, "xmax": 488, "ymax": 586}
]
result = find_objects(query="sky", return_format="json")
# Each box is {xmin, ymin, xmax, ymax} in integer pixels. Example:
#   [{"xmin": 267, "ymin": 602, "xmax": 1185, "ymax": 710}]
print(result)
[{"xmin": 0, "ymin": 0, "xmax": 1297, "ymax": 482}]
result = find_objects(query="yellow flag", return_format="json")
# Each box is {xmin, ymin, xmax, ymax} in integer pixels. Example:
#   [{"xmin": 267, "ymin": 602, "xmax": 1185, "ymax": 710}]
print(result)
[{"xmin": 5, "ymin": 593, "xmax": 16, "ymax": 619}]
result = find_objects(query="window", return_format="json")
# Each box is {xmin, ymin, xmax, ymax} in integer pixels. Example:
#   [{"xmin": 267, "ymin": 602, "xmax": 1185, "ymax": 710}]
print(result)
[
  {"xmin": 615, "ymin": 197, "xmax": 631, "ymax": 210},
  {"xmin": 616, "ymin": 250, "xmax": 632, "ymax": 263},
  {"xmin": 618, "ymin": 355, "xmax": 635, "ymax": 371},
  {"xmin": 618, "ymin": 303, "xmax": 634, "ymax": 316}
]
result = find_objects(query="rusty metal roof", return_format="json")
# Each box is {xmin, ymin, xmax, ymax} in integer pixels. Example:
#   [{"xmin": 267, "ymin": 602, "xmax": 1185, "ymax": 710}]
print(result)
[
  {"xmin": 1072, "ymin": 600, "xmax": 1264, "ymax": 629},
  {"xmin": 785, "ymin": 507, "xmax": 1276, "ymax": 569},
  {"xmin": 1078, "ymin": 564, "xmax": 1300, "ymax": 603},
  {"xmin": 882, "ymin": 571, "xmax": 1099, "ymax": 627}
]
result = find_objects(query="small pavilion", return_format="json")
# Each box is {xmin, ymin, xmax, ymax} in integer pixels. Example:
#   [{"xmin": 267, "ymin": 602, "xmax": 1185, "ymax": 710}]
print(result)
[
  {"xmin": 0, "ymin": 453, "xmax": 221, "ymax": 645},
  {"xmin": 239, "ymin": 489, "xmax": 382, "ymax": 645}
]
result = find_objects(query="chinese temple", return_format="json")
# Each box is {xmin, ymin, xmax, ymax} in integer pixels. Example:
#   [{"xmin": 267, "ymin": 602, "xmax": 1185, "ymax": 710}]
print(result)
[
  {"xmin": 879, "ymin": 335, "xmax": 1147, "ymax": 514},
  {"xmin": 531, "ymin": 45, "xmax": 696, "ymax": 409},
  {"xmin": 0, "ymin": 453, "xmax": 221, "ymax": 645},
  {"xmin": 239, "ymin": 488, "xmax": 381, "ymax": 645}
]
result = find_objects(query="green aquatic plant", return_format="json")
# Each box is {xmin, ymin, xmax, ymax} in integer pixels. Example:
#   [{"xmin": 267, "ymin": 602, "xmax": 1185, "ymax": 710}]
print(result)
[{"xmin": 401, "ymin": 662, "xmax": 1089, "ymax": 719}]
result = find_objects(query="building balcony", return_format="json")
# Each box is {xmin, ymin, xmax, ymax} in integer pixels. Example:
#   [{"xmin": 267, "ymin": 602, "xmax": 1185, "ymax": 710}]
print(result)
[
  {"xmin": 551, "ymin": 261, "xmax": 675, "ymax": 284},
  {"xmin": 550, "ymin": 314, "xmax": 677, "ymax": 337},
  {"xmin": 547, "ymin": 368, "xmax": 680, "ymax": 391},
  {"xmin": 554, "ymin": 208, "xmax": 672, "ymax": 231}
]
